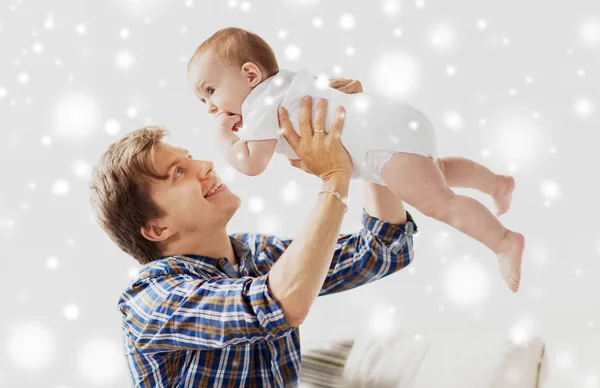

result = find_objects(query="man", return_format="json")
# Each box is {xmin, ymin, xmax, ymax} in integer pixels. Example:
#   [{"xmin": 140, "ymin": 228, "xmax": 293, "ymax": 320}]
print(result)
[{"xmin": 90, "ymin": 87, "xmax": 417, "ymax": 387}]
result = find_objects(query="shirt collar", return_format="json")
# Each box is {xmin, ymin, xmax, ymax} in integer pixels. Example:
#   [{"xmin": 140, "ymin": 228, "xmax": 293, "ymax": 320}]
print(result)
[{"xmin": 138, "ymin": 235, "xmax": 251, "ymax": 278}]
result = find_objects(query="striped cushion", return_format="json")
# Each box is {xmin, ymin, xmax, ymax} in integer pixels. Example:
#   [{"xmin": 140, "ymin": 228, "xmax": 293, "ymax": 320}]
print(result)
[{"xmin": 300, "ymin": 339, "xmax": 354, "ymax": 387}]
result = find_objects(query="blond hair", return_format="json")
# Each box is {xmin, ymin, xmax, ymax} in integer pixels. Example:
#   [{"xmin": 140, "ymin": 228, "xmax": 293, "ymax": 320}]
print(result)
[
  {"xmin": 188, "ymin": 27, "xmax": 279, "ymax": 78},
  {"xmin": 89, "ymin": 127, "xmax": 172, "ymax": 265}
]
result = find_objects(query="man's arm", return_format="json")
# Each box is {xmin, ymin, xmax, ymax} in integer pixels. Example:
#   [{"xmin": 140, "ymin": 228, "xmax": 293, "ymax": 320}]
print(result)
[
  {"xmin": 267, "ymin": 96, "xmax": 353, "ymax": 328},
  {"xmin": 363, "ymin": 182, "xmax": 407, "ymax": 224},
  {"xmin": 314, "ymin": 174, "xmax": 415, "ymax": 296},
  {"xmin": 289, "ymin": 79, "xmax": 415, "ymax": 296},
  {"xmin": 317, "ymin": 207, "xmax": 417, "ymax": 296},
  {"xmin": 258, "ymin": 205, "xmax": 416, "ymax": 298},
  {"xmin": 118, "ymin": 272, "xmax": 293, "ymax": 353}
]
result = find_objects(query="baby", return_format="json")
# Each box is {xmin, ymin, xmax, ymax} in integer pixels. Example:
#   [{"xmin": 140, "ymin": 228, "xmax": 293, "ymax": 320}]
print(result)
[{"xmin": 187, "ymin": 27, "xmax": 525, "ymax": 293}]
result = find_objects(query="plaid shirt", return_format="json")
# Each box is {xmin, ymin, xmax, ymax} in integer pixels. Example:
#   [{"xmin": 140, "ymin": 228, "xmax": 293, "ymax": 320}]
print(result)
[{"xmin": 118, "ymin": 209, "xmax": 417, "ymax": 387}]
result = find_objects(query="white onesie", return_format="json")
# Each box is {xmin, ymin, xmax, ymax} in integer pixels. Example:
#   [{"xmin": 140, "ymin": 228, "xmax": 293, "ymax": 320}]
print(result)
[{"xmin": 238, "ymin": 69, "xmax": 438, "ymax": 186}]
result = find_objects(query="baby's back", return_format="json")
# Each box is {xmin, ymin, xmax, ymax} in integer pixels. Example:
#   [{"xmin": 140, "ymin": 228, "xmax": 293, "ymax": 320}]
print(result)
[{"xmin": 241, "ymin": 69, "xmax": 438, "ymax": 183}]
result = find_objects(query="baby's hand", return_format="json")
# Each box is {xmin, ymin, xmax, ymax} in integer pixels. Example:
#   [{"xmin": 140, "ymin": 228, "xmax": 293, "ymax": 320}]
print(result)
[{"xmin": 216, "ymin": 112, "xmax": 242, "ymax": 133}]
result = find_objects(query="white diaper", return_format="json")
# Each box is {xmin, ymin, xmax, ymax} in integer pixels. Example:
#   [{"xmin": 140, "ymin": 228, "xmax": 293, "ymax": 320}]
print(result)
[{"xmin": 365, "ymin": 150, "xmax": 396, "ymax": 180}]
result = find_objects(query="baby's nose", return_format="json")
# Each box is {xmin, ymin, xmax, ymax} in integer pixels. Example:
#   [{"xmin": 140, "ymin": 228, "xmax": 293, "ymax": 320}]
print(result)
[{"xmin": 208, "ymin": 104, "xmax": 218, "ymax": 114}]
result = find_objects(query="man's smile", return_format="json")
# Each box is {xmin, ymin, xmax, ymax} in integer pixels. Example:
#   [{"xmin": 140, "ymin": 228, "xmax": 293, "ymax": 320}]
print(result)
[{"xmin": 204, "ymin": 178, "xmax": 225, "ymax": 198}]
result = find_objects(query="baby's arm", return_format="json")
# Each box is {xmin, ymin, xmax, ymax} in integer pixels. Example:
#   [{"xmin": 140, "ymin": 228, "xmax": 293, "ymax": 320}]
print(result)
[{"xmin": 215, "ymin": 113, "xmax": 277, "ymax": 176}]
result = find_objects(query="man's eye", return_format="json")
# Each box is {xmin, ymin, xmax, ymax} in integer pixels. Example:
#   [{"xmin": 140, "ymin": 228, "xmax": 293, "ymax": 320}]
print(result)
[{"xmin": 207, "ymin": 87, "xmax": 215, "ymax": 96}]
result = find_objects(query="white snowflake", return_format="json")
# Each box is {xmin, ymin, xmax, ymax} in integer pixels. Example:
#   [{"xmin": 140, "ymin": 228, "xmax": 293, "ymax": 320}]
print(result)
[
  {"xmin": 115, "ymin": 51, "xmax": 135, "ymax": 70},
  {"xmin": 52, "ymin": 180, "xmax": 70, "ymax": 196},
  {"xmin": 509, "ymin": 317, "xmax": 535, "ymax": 345},
  {"xmin": 77, "ymin": 338, "xmax": 125, "ymax": 385},
  {"xmin": 371, "ymin": 51, "xmax": 421, "ymax": 98},
  {"xmin": 240, "ymin": 1, "xmax": 251, "ymax": 12},
  {"xmin": 339, "ymin": 13, "xmax": 356, "ymax": 30},
  {"xmin": 64, "ymin": 304, "xmax": 80, "ymax": 320},
  {"xmin": 442, "ymin": 109, "xmax": 464, "ymax": 132},
  {"xmin": 442, "ymin": 258, "xmax": 490, "ymax": 308},
  {"xmin": 284, "ymin": 44, "xmax": 301, "ymax": 61},
  {"xmin": 382, "ymin": 0, "xmax": 402, "ymax": 17},
  {"xmin": 7, "ymin": 322, "xmax": 56, "ymax": 371},
  {"xmin": 46, "ymin": 256, "xmax": 60, "ymax": 270},
  {"xmin": 44, "ymin": 14, "xmax": 55, "ymax": 29},
  {"xmin": 429, "ymin": 23, "xmax": 459, "ymax": 52},
  {"xmin": 75, "ymin": 24, "xmax": 87, "ymax": 35},
  {"xmin": 120, "ymin": 28, "xmax": 131, "ymax": 39},
  {"xmin": 579, "ymin": 18, "xmax": 600, "ymax": 47},
  {"xmin": 445, "ymin": 65, "xmax": 456, "ymax": 76},
  {"xmin": 248, "ymin": 197, "xmax": 265, "ymax": 213},
  {"xmin": 105, "ymin": 119, "xmax": 121, "ymax": 135},
  {"xmin": 573, "ymin": 97, "xmax": 594, "ymax": 119},
  {"xmin": 18, "ymin": 73, "xmax": 29, "ymax": 84},
  {"xmin": 282, "ymin": 181, "xmax": 301, "ymax": 203},
  {"xmin": 52, "ymin": 92, "xmax": 101, "ymax": 142}
]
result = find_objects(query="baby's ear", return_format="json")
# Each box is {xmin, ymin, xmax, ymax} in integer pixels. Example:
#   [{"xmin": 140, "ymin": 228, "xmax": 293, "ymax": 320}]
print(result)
[{"xmin": 241, "ymin": 62, "xmax": 262, "ymax": 87}]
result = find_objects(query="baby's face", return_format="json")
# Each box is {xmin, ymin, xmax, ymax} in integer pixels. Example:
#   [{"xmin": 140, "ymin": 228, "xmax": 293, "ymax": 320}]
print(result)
[{"xmin": 188, "ymin": 50, "xmax": 253, "ymax": 128}]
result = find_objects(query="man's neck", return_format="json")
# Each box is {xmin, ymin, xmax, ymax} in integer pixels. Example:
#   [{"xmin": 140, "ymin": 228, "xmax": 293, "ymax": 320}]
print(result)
[{"xmin": 162, "ymin": 229, "xmax": 238, "ymax": 267}]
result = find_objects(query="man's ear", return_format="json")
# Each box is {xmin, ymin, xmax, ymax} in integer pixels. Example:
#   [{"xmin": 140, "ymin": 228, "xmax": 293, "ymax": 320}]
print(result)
[
  {"xmin": 140, "ymin": 221, "xmax": 175, "ymax": 242},
  {"xmin": 241, "ymin": 62, "xmax": 263, "ymax": 87}
]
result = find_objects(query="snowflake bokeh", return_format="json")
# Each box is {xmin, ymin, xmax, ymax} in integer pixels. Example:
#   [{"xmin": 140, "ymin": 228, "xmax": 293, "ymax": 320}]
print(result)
[{"xmin": 0, "ymin": 0, "xmax": 598, "ymax": 386}]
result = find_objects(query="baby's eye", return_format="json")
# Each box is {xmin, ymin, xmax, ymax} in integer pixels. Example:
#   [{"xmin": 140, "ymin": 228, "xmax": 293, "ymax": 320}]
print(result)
[
  {"xmin": 207, "ymin": 87, "xmax": 215, "ymax": 96},
  {"xmin": 175, "ymin": 167, "xmax": 184, "ymax": 178}
]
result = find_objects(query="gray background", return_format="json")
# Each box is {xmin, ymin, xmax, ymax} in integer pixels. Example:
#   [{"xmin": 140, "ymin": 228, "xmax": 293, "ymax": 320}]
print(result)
[{"xmin": 1, "ymin": 0, "xmax": 599, "ymax": 386}]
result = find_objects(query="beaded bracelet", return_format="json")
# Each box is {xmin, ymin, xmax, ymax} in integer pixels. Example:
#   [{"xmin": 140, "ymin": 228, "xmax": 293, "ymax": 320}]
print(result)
[{"xmin": 318, "ymin": 190, "xmax": 348, "ymax": 213}]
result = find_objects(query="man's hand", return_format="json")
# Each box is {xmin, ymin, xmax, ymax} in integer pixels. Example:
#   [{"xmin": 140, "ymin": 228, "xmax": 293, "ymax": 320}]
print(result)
[
  {"xmin": 278, "ymin": 96, "xmax": 352, "ymax": 182},
  {"xmin": 285, "ymin": 78, "xmax": 363, "ymax": 173},
  {"xmin": 329, "ymin": 78, "xmax": 363, "ymax": 94}
]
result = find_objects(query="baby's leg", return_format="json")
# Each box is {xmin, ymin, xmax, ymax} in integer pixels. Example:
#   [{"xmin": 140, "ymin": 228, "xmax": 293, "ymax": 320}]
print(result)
[
  {"xmin": 436, "ymin": 157, "xmax": 515, "ymax": 216},
  {"xmin": 380, "ymin": 153, "xmax": 524, "ymax": 292}
]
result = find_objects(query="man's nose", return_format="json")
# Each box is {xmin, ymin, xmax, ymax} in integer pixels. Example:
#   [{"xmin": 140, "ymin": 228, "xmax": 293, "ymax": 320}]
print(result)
[{"xmin": 196, "ymin": 160, "xmax": 215, "ymax": 179}]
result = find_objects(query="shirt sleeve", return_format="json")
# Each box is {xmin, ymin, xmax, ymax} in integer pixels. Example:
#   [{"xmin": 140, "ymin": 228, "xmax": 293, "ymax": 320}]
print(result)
[
  {"xmin": 118, "ymin": 272, "xmax": 293, "ymax": 354},
  {"xmin": 237, "ymin": 102, "xmax": 280, "ymax": 142},
  {"xmin": 317, "ymin": 208, "xmax": 418, "ymax": 296}
]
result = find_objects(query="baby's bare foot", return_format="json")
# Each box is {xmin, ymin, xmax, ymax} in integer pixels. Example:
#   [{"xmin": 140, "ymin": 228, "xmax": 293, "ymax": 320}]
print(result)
[
  {"xmin": 497, "ymin": 231, "xmax": 525, "ymax": 293},
  {"xmin": 493, "ymin": 175, "xmax": 515, "ymax": 216}
]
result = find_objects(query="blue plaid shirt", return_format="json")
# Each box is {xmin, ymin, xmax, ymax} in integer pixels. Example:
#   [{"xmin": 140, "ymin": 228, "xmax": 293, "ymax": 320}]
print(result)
[{"xmin": 118, "ymin": 209, "xmax": 417, "ymax": 387}]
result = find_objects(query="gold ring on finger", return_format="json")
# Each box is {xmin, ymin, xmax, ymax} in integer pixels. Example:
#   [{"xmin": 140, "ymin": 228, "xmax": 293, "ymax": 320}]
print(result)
[{"xmin": 313, "ymin": 129, "xmax": 325, "ymax": 133}]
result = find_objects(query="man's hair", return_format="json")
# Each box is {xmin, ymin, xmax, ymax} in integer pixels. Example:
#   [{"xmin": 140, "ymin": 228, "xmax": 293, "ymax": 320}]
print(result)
[
  {"xmin": 89, "ymin": 127, "xmax": 171, "ymax": 265},
  {"xmin": 188, "ymin": 27, "xmax": 279, "ymax": 78}
]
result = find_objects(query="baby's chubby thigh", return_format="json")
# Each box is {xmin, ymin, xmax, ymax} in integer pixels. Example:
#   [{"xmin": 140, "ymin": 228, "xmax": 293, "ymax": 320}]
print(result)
[{"xmin": 379, "ymin": 152, "xmax": 452, "ymax": 215}]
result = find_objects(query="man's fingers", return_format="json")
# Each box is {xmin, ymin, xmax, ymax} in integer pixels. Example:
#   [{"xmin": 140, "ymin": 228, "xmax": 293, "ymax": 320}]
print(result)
[
  {"xmin": 288, "ymin": 159, "xmax": 302, "ymax": 169},
  {"xmin": 328, "ymin": 78, "xmax": 350, "ymax": 88},
  {"xmin": 278, "ymin": 107, "xmax": 301, "ymax": 150},
  {"xmin": 298, "ymin": 96, "xmax": 314, "ymax": 140},
  {"xmin": 288, "ymin": 159, "xmax": 311, "ymax": 174},
  {"xmin": 329, "ymin": 106, "xmax": 346, "ymax": 138},
  {"xmin": 313, "ymin": 98, "xmax": 327, "ymax": 132},
  {"xmin": 338, "ymin": 80, "xmax": 362, "ymax": 94}
]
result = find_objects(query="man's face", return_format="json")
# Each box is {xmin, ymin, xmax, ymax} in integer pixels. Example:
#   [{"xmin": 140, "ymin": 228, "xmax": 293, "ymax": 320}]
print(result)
[
  {"xmin": 146, "ymin": 142, "xmax": 241, "ymax": 238},
  {"xmin": 188, "ymin": 50, "xmax": 252, "ymax": 128}
]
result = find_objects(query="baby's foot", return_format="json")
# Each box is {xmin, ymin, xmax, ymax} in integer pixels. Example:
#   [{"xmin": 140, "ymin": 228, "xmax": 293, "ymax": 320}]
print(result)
[
  {"xmin": 493, "ymin": 175, "xmax": 515, "ymax": 216},
  {"xmin": 496, "ymin": 231, "xmax": 525, "ymax": 293}
]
